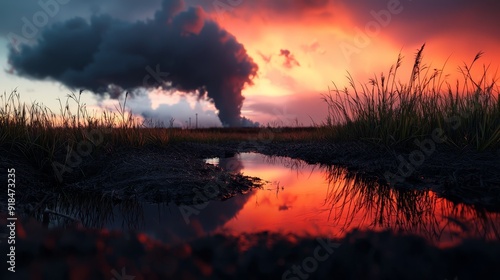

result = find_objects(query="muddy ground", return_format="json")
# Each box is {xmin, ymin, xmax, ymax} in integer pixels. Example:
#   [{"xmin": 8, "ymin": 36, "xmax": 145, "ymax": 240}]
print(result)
[
  {"xmin": 2, "ymin": 140, "xmax": 499, "ymax": 211},
  {"xmin": 1, "ymin": 140, "xmax": 499, "ymax": 279},
  {"xmin": 1, "ymin": 217, "xmax": 500, "ymax": 280}
]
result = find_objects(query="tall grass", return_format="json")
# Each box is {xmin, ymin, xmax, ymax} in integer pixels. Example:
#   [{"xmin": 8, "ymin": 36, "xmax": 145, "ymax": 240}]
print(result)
[
  {"xmin": 0, "ymin": 90, "xmax": 172, "ymax": 170},
  {"xmin": 0, "ymin": 88, "xmax": 319, "ymax": 177},
  {"xmin": 323, "ymin": 44, "xmax": 500, "ymax": 150}
]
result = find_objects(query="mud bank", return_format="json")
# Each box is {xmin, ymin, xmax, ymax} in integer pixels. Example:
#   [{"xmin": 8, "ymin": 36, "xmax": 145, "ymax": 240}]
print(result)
[
  {"xmin": 254, "ymin": 141, "xmax": 500, "ymax": 211},
  {"xmin": 173, "ymin": 140, "xmax": 500, "ymax": 211},
  {"xmin": 0, "ymin": 144, "xmax": 263, "ymax": 221},
  {"xmin": 2, "ymin": 140, "xmax": 499, "ymax": 215}
]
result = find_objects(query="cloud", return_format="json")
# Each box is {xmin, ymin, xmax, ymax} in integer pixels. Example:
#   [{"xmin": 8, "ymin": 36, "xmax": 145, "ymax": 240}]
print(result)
[
  {"xmin": 7, "ymin": 0, "xmax": 258, "ymax": 127},
  {"xmin": 0, "ymin": 0, "xmax": 164, "ymax": 38},
  {"xmin": 301, "ymin": 39, "xmax": 325, "ymax": 54},
  {"xmin": 205, "ymin": 0, "xmax": 332, "ymax": 19},
  {"xmin": 246, "ymin": 0, "xmax": 331, "ymax": 15},
  {"xmin": 334, "ymin": 0, "xmax": 500, "ymax": 45},
  {"xmin": 98, "ymin": 91, "xmax": 223, "ymax": 127},
  {"xmin": 244, "ymin": 93, "xmax": 327, "ymax": 126},
  {"xmin": 280, "ymin": 49, "xmax": 300, "ymax": 69}
]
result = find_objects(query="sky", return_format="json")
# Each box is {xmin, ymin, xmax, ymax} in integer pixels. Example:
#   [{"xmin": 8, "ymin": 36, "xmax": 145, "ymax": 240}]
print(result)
[{"xmin": 1, "ymin": 0, "xmax": 499, "ymax": 127}]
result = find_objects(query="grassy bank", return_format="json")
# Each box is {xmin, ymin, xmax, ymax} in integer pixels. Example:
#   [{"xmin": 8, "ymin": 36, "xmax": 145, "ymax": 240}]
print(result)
[{"xmin": 323, "ymin": 45, "xmax": 499, "ymax": 150}]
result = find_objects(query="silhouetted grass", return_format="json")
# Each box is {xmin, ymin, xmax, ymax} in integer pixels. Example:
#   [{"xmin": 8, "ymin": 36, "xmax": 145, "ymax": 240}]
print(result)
[
  {"xmin": 0, "ymin": 90, "xmax": 172, "ymax": 169},
  {"xmin": 0, "ymin": 89, "xmax": 320, "ymax": 177},
  {"xmin": 322, "ymin": 44, "xmax": 500, "ymax": 150}
]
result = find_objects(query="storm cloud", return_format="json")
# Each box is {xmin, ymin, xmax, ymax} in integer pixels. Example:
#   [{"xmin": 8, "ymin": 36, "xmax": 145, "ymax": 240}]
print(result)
[{"xmin": 7, "ymin": 0, "xmax": 258, "ymax": 127}]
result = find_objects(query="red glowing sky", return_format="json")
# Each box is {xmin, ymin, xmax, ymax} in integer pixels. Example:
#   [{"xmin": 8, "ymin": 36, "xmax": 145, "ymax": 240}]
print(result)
[{"xmin": 210, "ymin": 0, "xmax": 500, "ymax": 124}]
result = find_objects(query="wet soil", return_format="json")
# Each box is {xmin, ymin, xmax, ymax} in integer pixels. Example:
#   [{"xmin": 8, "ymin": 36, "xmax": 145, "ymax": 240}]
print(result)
[
  {"xmin": 255, "ymin": 141, "xmax": 500, "ymax": 211},
  {"xmin": 1, "ymin": 216, "xmax": 499, "ymax": 279},
  {"xmin": 2, "ymin": 140, "xmax": 499, "ymax": 216},
  {"xmin": 1, "ymin": 139, "xmax": 500, "ymax": 279}
]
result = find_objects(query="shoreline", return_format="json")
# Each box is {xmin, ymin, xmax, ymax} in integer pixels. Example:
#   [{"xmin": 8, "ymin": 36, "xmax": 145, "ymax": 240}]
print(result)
[{"xmin": 2, "ymin": 139, "xmax": 499, "ymax": 213}]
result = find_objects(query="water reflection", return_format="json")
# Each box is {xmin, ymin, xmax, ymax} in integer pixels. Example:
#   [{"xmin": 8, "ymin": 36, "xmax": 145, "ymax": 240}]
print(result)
[
  {"xmin": 34, "ymin": 193, "xmax": 143, "ymax": 229},
  {"xmin": 40, "ymin": 189, "xmax": 253, "ymax": 245},
  {"xmin": 211, "ymin": 153, "xmax": 500, "ymax": 246},
  {"xmin": 321, "ymin": 165, "xmax": 499, "ymax": 245},
  {"xmin": 40, "ymin": 153, "xmax": 500, "ymax": 246}
]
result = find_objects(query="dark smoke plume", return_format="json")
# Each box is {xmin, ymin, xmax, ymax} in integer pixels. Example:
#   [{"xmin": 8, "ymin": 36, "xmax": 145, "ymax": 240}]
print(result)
[{"xmin": 8, "ymin": 0, "xmax": 258, "ymax": 127}]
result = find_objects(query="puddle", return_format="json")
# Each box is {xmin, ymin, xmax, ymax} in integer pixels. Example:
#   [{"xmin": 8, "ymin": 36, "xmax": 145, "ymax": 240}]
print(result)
[{"xmin": 46, "ymin": 152, "xmax": 500, "ymax": 247}]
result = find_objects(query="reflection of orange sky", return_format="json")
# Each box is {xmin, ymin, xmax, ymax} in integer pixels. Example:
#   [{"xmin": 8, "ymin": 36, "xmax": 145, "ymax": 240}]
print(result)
[
  {"xmin": 214, "ymin": 154, "xmax": 500, "ymax": 247},
  {"xmin": 219, "ymin": 164, "xmax": 335, "ymax": 237}
]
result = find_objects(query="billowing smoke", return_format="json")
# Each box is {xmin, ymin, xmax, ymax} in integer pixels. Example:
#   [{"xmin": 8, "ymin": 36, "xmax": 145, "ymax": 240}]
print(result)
[{"xmin": 8, "ymin": 0, "xmax": 258, "ymax": 127}]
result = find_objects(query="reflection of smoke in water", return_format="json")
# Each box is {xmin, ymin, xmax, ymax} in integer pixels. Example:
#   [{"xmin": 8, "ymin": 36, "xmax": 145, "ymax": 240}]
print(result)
[{"xmin": 219, "ymin": 155, "xmax": 244, "ymax": 173}]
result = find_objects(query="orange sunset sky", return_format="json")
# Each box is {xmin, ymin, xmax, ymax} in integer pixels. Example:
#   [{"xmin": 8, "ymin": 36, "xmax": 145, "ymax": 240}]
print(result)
[{"xmin": 1, "ymin": 0, "xmax": 499, "ymax": 126}]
